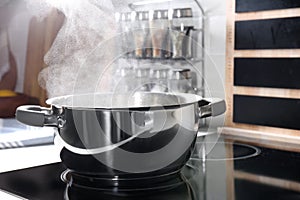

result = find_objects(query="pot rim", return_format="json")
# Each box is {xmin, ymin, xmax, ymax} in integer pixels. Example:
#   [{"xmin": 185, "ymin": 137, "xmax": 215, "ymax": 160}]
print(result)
[{"xmin": 46, "ymin": 92, "xmax": 203, "ymax": 111}]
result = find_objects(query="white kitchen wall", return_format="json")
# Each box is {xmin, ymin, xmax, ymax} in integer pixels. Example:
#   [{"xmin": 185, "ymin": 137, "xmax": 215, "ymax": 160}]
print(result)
[
  {"xmin": 201, "ymin": 0, "xmax": 226, "ymax": 99},
  {"xmin": 200, "ymin": 0, "xmax": 227, "ymax": 144},
  {"xmin": 199, "ymin": 0, "xmax": 227, "ymax": 199}
]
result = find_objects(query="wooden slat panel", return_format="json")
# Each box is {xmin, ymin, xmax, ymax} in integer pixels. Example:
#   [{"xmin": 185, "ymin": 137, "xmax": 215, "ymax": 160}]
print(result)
[
  {"xmin": 236, "ymin": 8, "xmax": 300, "ymax": 21},
  {"xmin": 233, "ymin": 86, "xmax": 300, "ymax": 99},
  {"xmin": 225, "ymin": 0, "xmax": 236, "ymax": 127},
  {"xmin": 226, "ymin": 0, "xmax": 300, "ymax": 134},
  {"xmin": 221, "ymin": 127, "xmax": 300, "ymax": 152},
  {"xmin": 23, "ymin": 9, "xmax": 64, "ymax": 106},
  {"xmin": 234, "ymin": 49, "xmax": 300, "ymax": 58}
]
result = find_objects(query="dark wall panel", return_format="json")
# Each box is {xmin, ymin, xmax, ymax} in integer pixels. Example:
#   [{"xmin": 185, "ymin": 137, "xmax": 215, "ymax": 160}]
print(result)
[
  {"xmin": 234, "ymin": 58, "xmax": 300, "ymax": 89},
  {"xmin": 236, "ymin": 0, "xmax": 300, "ymax": 13},
  {"xmin": 233, "ymin": 95, "xmax": 300, "ymax": 130},
  {"xmin": 235, "ymin": 17, "xmax": 300, "ymax": 49}
]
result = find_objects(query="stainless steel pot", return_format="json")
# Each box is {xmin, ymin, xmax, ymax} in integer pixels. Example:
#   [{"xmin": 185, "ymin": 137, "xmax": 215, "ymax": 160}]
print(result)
[{"xmin": 16, "ymin": 92, "xmax": 225, "ymax": 176}]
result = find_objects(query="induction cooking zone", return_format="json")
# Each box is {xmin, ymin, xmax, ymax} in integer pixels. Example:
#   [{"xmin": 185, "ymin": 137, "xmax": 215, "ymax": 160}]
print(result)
[{"xmin": 0, "ymin": 137, "xmax": 300, "ymax": 200}]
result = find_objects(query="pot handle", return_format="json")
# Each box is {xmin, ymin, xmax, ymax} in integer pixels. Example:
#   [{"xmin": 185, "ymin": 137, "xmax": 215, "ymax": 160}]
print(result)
[
  {"xmin": 16, "ymin": 105, "xmax": 58, "ymax": 127},
  {"xmin": 199, "ymin": 98, "xmax": 226, "ymax": 118}
]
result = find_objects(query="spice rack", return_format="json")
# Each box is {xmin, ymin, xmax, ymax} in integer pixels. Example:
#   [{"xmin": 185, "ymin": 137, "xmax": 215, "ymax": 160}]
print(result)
[{"xmin": 113, "ymin": 0, "xmax": 206, "ymax": 96}]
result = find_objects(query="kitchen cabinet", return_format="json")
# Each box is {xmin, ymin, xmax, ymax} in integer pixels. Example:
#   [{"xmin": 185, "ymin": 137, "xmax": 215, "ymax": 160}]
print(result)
[{"xmin": 223, "ymin": 0, "xmax": 300, "ymax": 138}]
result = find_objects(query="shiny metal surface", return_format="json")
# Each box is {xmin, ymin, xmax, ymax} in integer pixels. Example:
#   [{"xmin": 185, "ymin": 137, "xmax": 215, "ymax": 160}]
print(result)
[
  {"xmin": 16, "ymin": 92, "xmax": 225, "ymax": 175},
  {"xmin": 168, "ymin": 70, "xmax": 193, "ymax": 93},
  {"xmin": 170, "ymin": 30, "xmax": 185, "ymax": 58},
  {"xmin": 46, "ymin": 92, "xmax": 202, "ymax": 110},
  {"xmin": 173, "ymin": 8, "xmax": 193, "ymax": 18},
  {"xmin": 153, "ymin": 10, "xmax": 168, "ymax": 20},
  {"xmin": 151, "ymin": 67, "xmax": 169, "ymax": 79},
  {"xmin": 169, "ymin": 68, "xmax": 192, "ymax": 80},
  {"xmin": 135, "ymin": 67, "xmax": 150, "ymax": 78},
  {"xmin": 136, "ymin": 11, "xmax": 149, "ymax": 21}
]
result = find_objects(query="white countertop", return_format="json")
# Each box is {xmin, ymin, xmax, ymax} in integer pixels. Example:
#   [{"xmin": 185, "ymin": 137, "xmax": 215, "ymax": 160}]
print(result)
[
  {"xmin": 0, "ymin": 118, "xmax": 62, "ymax": 199},
  {"xmin": 0, "ymin": 144, "xmax": 61, "ymax": 173},
  {"xmin": 0, "ymin": 118, "xmax": 61, "ymax": 172},
  {"xmin": 0, "ymin": 144, "xmax": 61, "ymax": 199}
]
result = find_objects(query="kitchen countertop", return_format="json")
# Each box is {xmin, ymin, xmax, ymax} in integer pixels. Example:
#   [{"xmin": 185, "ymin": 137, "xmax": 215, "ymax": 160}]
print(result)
[
  {"xmin": 0, "ymin": 118, "xmax": 61, "ymax": 173},
  {"xmin": 0, "ymin": 144, "xmax": 61, "ymax": 173},
  {"xmin": 0, "ymin": 118, "xmax": 61, "ymax": 199}
]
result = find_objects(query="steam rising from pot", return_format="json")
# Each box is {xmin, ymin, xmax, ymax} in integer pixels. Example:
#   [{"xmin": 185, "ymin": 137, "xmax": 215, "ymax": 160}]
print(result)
[{"xmin": 25, "ymin": 0, "xmax": 119, "ymax": 98}]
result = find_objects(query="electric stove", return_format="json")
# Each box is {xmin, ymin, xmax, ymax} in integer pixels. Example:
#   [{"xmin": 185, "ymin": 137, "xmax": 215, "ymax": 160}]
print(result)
[{"xmin": 0, "ymin": 136, "xmax": 300, "ymax": 200}]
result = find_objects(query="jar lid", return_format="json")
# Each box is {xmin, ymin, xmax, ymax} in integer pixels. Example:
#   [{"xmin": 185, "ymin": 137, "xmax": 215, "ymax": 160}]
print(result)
[
  {"xmin": 135, "ymin": 67, "xmax": 150, "ymax": 78},
  {"xmin": 121, "ymin": 12, "xmax": 132, "ymax": 21},
  {"xmin": 151, "ymin": 67, "xmax": 169, "ymax": 79},
  {"xmin": 119, "ymin": 67, "xmax": 133, "ymax": 77},
  {"xmin": 173, "ymin": 8, "xmax": 193, "ymax": 18},
  {"xmin": 153, "ymin": 10, "xmax": 169, "ymax": 20},
  {"xmin": 136, "ymin": 11, "xmax": 149, "ymax": 21},
  {"xmin": 169, "ymin": 68, "xmax": 191, "ymax": 80}
]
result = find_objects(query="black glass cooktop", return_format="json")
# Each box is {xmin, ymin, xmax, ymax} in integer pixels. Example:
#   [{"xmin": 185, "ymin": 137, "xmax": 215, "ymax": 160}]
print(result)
[{"xmin": 0, "ymin": 138, "xmax": 300, "ymax": 200}]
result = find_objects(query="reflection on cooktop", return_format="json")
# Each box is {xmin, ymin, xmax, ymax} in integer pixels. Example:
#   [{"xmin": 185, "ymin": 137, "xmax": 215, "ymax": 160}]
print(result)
[
  {"xmin": 0, "ymin": 162, "xmax": 205, "ymax": 200},
  {"xmin": 63, "ymin": 164, "xmax": 205, "ymax": 200},
  {"xmin": 0, "ymin": 139, "xmax": 299, "ymax": 200},
  {"xmin": 191, "ymin": 141, "xmax": 261, "ymax": 161}
]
